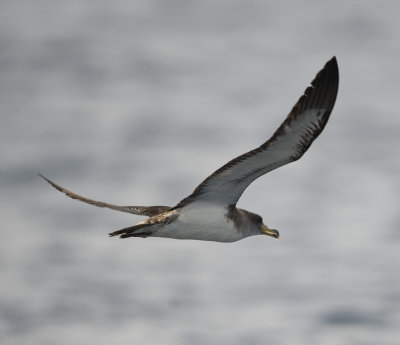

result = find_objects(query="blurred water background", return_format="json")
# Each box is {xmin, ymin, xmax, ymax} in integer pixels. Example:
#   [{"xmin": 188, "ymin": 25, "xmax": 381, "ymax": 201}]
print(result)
[{"xmin": 1, "ymin": 1, "xmax": 400, "ymax": 344}]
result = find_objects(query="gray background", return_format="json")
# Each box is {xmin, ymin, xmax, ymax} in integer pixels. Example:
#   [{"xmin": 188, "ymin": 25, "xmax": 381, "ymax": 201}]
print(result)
[{"xmin": 1, "ymin": 1, "xmax": 399, "ymax": 344}]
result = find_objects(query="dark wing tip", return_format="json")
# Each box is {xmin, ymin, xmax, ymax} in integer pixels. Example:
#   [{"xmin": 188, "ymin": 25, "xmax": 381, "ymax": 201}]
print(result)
[
  {"xmin": 310, "ymin": 56, "xmax": 339, "ymax": 110},
  {"xmin": 39, "ymin": 173, "xmax": 62, "ymax": 191},
  {"xmin": 261, "ymin": 57, "xmax": 339, "ymax": 156},
  {"xmin": 288, "ymin": 56, "xmax": 339, "ymax": 123},
  {"xmin": 327, "ymin": 55, "xmax": 337, "ymax": 66}
]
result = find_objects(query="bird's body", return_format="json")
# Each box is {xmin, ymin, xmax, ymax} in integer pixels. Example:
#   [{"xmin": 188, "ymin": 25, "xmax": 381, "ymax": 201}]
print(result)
[
  {"xmin": 41, "ymin": 57, "xmax": 339, "ymax": 242},
  {"xmin": 138, "ymin": 204, "xmax": 263, "ymax": 242},
  {"xmin": 151, "ymin": 205, "xmax": 240, "ymax": 242}
]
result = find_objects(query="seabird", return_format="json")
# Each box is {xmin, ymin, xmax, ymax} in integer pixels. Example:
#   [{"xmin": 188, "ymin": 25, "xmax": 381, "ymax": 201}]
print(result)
[{"xmin": 41, "ymin": 57, "xmax": 339, "ymax": 242}]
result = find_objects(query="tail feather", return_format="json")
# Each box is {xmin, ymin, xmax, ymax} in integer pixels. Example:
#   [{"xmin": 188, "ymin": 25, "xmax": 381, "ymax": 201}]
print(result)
[
  {"xmin": 109, "ymin": 223, "xmax": 154, "ymax": 238},
  {"xmin": 119, "ymin": 231, "xmax": 153, "ymax": 239}
]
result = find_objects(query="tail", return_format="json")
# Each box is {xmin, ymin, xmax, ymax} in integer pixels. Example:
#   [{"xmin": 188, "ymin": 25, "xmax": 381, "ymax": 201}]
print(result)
[{"xmin": 109, "ymin": 223, "xmax": 154, "ymax": 238}]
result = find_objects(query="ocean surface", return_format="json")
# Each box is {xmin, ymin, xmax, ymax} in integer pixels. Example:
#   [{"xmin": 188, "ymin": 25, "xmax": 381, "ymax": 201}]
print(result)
[{"xmin": 1, "ymin": 1, "xmax": 399, "ymax": 344}]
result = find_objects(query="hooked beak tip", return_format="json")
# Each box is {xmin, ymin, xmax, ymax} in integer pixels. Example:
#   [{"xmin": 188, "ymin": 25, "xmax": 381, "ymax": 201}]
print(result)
[{"xmin": 261, "ymin": 225, "xmax": 280, "ymax": 239}]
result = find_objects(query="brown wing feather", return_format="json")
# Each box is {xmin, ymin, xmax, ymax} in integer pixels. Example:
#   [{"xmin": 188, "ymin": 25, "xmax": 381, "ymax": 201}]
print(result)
[
  {"xmin": 40, "ymin": 174, "xmax": 171, "ymax": 217},
  {"xmin": 173, "ymin": 57, "xmax": 339, "ymax": 209}
]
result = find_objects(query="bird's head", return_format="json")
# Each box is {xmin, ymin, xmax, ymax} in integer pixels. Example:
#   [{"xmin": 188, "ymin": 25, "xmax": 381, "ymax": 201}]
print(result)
[
  {"xmin": 245, "ymin": 210, "xmax": 279, "ymax": 239},
  {"xmin": 228, "ymin": 207, "xmax": 279, "ymax": 240}
]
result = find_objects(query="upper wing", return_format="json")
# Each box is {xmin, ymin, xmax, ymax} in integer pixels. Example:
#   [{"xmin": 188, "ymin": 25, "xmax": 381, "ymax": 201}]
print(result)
[
  {"xmin": 174, "ymin": 57, "xmax": 339, "ymax": 208},
  {"xmin": 40, "ymin": 175, "xmax": 171, "ymax": 216}
]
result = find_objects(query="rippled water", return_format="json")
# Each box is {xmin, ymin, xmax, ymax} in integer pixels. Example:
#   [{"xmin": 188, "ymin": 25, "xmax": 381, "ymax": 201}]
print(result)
[{"xmin": 1, "ymin": 1, "xmax": 400, "ymax": 344}]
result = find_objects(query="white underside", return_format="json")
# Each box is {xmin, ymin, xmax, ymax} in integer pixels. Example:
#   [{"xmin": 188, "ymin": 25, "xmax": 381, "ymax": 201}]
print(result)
[{"xmin": 152, "ymin": 203, "xmax": 248, "ymax": 242}]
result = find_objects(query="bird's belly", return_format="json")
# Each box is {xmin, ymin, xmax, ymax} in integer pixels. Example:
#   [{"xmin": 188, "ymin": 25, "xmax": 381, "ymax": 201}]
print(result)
[{"xmin": 153, "ymin": 206, "xmax": 244, "ymax": 242}]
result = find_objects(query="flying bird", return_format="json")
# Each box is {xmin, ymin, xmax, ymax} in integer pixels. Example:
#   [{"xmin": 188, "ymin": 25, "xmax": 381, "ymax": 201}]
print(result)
[{"xmin": 41, "ymin": 57, "xmax": 339, "ymax": 242}]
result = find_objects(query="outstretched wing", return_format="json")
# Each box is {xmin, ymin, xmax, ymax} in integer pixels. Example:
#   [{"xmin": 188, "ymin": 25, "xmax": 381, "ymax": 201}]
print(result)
[
  {"xmin": 40, "ymin": 175, "xmax": 171, "ymax": 216},
  {"xmin": 174, "ymin": 57, "xmax": 339, "ymax": 209}
]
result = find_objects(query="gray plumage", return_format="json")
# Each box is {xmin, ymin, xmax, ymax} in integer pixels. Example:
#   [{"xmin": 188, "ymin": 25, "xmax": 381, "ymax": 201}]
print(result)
[{"xmin": 41, "ymin": 57, "xmax": 339, "ymax": 242}]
